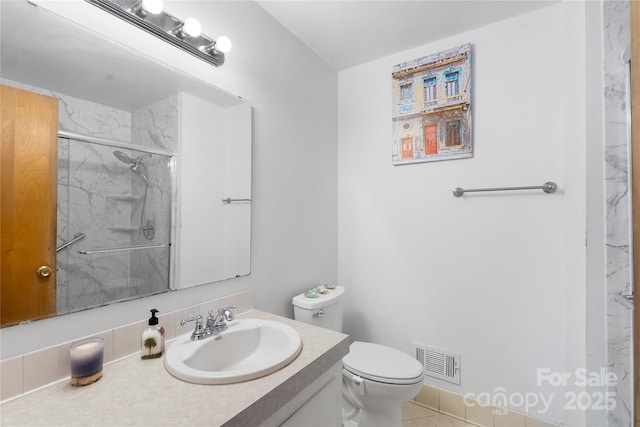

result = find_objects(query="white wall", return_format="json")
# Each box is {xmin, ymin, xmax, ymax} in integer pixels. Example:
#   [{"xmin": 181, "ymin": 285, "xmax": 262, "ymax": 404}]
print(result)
[
  {"xmin": 0, "ymin": 0, "xmax": 338, "ymax": 359},
  {"xmin": 338, "ymin": 3, "xmax": 587, "ymax": 424}
]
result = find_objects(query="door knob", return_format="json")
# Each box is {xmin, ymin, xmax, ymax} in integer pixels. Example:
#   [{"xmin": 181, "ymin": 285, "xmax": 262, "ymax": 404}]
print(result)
[{"xmin": 36, "ymin": 265, "xmax": 52, "ymax": 278}]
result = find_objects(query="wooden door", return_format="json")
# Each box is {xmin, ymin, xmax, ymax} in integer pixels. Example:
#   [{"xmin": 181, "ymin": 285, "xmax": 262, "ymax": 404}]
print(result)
[
  {"xmin": 632, "ymin": 2, "xmax": 639, "ymax": 425},
  {"xmin": 401, "ymin": 137, "xmax": 413, "ymax": 159},
  {"xmin": 424, "ymin": 124, "xmax": 437, "ymax": 155},
  {"xmin": 1, "ymin": 85, "xmax": 58, "ymax": 327}
]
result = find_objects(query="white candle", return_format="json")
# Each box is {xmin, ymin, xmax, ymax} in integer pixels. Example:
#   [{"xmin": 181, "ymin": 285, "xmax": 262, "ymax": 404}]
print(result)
[{"xmin": 70, "ymin": 337, "xmax": 104, "ymax": 378}]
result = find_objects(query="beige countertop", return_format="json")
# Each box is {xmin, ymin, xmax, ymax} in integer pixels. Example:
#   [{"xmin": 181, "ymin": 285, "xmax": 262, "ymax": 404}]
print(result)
[{"xmin": 0, "ymin": 310, "xmax": 350, "ymax": 426}]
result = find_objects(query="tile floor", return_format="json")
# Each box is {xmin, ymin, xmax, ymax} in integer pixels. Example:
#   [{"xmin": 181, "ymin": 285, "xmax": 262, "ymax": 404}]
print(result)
[{"xmin": 403, "ymin": 402, "xmax": 476, "ymax": 427}]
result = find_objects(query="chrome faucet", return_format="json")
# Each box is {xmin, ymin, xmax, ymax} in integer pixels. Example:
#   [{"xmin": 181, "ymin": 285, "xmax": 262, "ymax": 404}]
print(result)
[
  {"xmin": 180, "ymin": 314, "xmax": 205, "ymax": 340},
  {"xmin": 180, "ymin": 305, "xmax": 236, "ymax": 340}
]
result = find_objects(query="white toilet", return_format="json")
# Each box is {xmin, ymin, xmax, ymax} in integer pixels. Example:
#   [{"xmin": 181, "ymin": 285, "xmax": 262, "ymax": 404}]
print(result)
[{"xmin": 292, "ymin": 286, "xmax": 424, "ymax": 427}]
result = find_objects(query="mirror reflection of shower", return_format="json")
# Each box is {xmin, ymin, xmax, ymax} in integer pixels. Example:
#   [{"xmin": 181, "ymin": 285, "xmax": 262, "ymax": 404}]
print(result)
[{"xmin": 113, "ymin": 150, "xmax": 155, "ymax": 240}]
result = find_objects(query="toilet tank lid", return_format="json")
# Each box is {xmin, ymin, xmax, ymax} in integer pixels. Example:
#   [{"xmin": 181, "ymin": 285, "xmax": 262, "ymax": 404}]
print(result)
[{"xmin": 292, "ymin": 286, "xmax": 345, "ymax": 309}]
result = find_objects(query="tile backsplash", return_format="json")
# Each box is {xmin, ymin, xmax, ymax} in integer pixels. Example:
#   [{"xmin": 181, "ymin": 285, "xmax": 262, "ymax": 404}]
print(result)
[{"xmin": 0, "ymin": 289, "xmax": 254, "ymax": 402}]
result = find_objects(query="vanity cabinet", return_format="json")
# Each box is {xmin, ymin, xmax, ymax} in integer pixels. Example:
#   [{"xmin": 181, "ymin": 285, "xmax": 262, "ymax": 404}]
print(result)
[
  {"xmin": 280, "ymin": 375, "xmax": 342, "ymax": 427},
  {"xmin": 260, "ymin": 362, "xmax": 343, "ymax": 427}
]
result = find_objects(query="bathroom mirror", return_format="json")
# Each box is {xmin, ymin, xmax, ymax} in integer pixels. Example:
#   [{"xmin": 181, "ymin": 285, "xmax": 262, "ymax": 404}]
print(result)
[{"xmin": 0, "ymin": 1, "xmax": 251, "ymax": 327}]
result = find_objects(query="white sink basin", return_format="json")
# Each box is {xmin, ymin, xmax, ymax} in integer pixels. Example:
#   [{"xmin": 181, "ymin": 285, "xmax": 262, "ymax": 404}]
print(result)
[{"xmin": 164, "ymin": 318, "xmax": 302, "ymax": 385}]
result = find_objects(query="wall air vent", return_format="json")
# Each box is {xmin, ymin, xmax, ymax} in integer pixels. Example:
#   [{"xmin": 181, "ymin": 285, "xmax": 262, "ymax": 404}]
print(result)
[{"xmin": 414, "ymin": 343, "xmax": 460, "ymax": 385}]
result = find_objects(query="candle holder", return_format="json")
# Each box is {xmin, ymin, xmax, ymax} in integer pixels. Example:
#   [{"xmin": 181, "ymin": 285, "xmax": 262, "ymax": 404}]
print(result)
[{"xmin": 70, "ymin": 337, "xmax": 104, "ymax": 387}]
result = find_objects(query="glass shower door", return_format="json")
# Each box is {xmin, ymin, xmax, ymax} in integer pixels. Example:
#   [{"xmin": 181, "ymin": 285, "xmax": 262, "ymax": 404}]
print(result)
[{"xmin": 56, "ymin": 137, "xmax": 172, "ymax": 315}]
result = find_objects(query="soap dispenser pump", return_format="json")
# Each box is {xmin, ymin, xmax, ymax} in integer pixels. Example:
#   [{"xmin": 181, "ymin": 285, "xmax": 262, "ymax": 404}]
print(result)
[{"xmin": 141, "ymin": 309, "xmax": 164, "ymax": 360}]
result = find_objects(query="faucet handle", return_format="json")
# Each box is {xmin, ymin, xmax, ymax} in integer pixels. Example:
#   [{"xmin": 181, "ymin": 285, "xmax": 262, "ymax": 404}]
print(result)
[
  {"xmin": 181, "ymin": 315, "xmax": 205, "ymax": 340},
  {"xmin": 180, "ymin": 314, "xmax": 203, "ymax": 327},
  {"xmin": 218, "ymin": 304, "xmax": 236, "ymax": 321}
]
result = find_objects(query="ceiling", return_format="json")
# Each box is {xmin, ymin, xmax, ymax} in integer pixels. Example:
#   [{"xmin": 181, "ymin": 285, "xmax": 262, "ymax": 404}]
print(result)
[{"xmin": 256, "ymin": 0, "xmax": 558, "ymax": 70}]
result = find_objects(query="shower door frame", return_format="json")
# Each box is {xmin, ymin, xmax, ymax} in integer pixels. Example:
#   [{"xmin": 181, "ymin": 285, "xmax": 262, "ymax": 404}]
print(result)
[
  {"xmin": 58, "ymin": 131, "xmax": 175, "ymax": 157},
  {"xmin": 631, "ymin": 1, "xmax": 639, "ymax": 424}
]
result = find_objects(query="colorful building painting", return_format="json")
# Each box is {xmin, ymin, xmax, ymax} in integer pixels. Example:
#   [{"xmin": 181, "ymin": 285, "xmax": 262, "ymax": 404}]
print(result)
[{"xmin": 391, "ymin": 43, "xmax": 472, "ymax": 165}]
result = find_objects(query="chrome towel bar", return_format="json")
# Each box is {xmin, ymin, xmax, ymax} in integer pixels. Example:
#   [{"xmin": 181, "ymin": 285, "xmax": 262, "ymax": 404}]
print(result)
[
  {"xmin": 79, "ymin": 243, "xmax": 166, "ymax": 254},
  {"xmin": 222, "ymin": 198, "xmax": 252, "ymax": 204},
  {"xmin": 57, "ymin": 232, "xmax": 86, "ymax": 252},
  {"xmin": 453, "ymin": 182, "xmax": 557, "ymax": 197}
]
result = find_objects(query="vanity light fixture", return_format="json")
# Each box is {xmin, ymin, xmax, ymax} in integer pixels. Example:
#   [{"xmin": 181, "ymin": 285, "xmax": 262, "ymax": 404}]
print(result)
[
  {"xmin": 132, "ymin": 0, "xmax": 163, "ymax": 17},
  {"xmin": 175, "ymin": 18, "xmax": 202, "ymax": 39},
  {"xmin": 208, "ymin": 35, "xmax": 232, "ymax": 54},
  {"xmin": 85, "ymin": 0, "xmax": 231, "ymax": 67}
]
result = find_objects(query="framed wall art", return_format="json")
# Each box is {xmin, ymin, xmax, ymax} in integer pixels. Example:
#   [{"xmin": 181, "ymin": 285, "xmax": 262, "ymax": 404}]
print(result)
[{"xmin": 392, "ymin": 43, "xmax": 472, "ymax": 165}]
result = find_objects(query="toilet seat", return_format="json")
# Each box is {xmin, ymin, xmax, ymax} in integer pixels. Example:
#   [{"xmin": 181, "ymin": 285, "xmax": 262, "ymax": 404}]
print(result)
[{"xmin": 343, "ymin": 341, "xmax": 424, "ymax": 385}]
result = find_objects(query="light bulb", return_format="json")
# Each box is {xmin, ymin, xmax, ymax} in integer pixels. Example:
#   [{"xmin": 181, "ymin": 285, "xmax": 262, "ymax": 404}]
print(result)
[
  {"xmin": 141, "ymin": 0, "xmax": 163, "ymax": 15},
  {"xmin": 181, "ymin": 18, "xmax": 202, "ymax": 38},
  {"xmin": 215, "ymin": 36, "xmax": 232, "ymax": 53}
]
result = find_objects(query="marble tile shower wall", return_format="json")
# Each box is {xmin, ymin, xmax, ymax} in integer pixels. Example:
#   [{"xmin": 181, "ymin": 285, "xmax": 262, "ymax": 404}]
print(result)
[
  {"xmin": 58, "ymin": 139, "xmax": 137, "ymax": 313},
  {"xmin": 131, "ymin": 95, "xmax": 180, "ymax": 152},
  {"xmin": 0, "ymin": 78, "xmax": 131, "ymax": 140},
  {"xmin": 129, "ymin": 96, "xmax": 180, "ymax": 298},
  {"xmin": 1, "ymin": 78, "xmax": 178, "ymax": 314},
  {"xmin": 602, "ymin": 2, "xmax": 632, "ymax": 426}
]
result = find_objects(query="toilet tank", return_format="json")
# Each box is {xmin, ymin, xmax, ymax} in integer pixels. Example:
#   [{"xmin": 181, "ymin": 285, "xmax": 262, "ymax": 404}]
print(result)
[{"xmin": 292, "ymin": 286, "xmax": 345, "ymax": 332}]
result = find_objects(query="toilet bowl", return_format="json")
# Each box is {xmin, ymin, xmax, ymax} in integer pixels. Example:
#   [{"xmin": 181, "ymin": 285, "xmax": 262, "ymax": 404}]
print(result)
[
  {"xmin": 342, "ymin": 341, "xmax": 424, "ymax": 427},
  {"xmin": 292, "ymin": 286, "xmax": 425, "ymax": 427}
]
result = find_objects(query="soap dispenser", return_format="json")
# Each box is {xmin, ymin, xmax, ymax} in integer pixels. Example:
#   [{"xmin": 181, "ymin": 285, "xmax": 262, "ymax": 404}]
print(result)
[{"xmin": 141, "ymin": 309, "xmax": 164, "ymax": 360}]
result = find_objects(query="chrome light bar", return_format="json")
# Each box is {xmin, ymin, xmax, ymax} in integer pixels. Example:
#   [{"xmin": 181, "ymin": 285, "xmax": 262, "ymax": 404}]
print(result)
[{"xmin": 85, "ymin": 0, "xmax": 228, "ymax": 67}]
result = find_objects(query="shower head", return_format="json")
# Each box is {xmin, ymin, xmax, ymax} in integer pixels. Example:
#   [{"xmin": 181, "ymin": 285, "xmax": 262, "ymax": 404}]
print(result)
[{"xmin": 113, "ymin": 150, "xmax": 150, "ymax": 185}]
